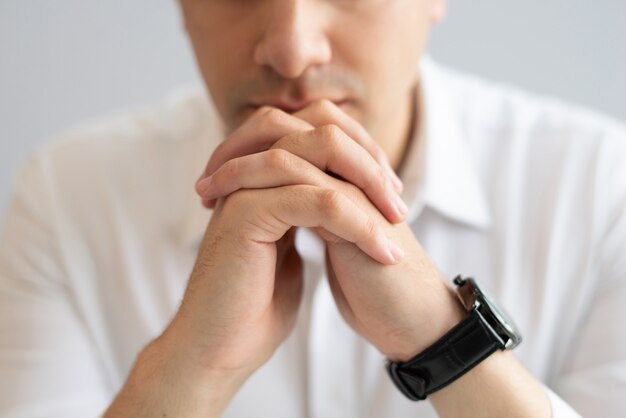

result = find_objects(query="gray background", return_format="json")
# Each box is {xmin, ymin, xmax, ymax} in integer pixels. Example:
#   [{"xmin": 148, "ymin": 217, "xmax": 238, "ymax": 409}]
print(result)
[{"xmin": 1, "ymin": 0, "xmax": 625, "ymax": 218}]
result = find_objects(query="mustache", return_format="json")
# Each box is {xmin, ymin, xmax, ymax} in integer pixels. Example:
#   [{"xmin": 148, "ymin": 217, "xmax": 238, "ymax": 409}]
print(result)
[{"xmin": 228, "ymin": 67, "xmax": 367, "ymax": 107}]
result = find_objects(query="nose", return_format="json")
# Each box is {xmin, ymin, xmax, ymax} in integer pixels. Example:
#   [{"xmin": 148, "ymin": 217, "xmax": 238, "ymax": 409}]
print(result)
[{"xmin": 253, "ymin": 0, "xmax": 332, "ymax": 79}]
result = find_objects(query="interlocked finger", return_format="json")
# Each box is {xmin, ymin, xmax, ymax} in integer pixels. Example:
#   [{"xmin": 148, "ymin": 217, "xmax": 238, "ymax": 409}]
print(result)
[{"xmin": 225, "ymin": 185, "xmax": 404, "ymax": 266}]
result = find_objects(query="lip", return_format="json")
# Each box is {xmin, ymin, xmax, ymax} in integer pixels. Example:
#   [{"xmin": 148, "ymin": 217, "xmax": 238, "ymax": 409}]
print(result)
[{"xmin": 247, "ymin": 98, "xmax": 352, "ymax": 113}]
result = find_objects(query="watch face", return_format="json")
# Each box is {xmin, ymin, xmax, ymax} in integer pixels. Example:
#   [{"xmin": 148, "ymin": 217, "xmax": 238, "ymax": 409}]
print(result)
[{"xmin": 461, "ymin": 277, "xmax": 523, "ymax": 349}]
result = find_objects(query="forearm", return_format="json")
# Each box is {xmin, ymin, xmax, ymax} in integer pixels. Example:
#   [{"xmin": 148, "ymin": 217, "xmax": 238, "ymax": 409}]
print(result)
[
  {"xmin": 430, "ymin": 350, "xmax": 551, "ymax": 418},
  {"xmin": 103, "ymin": 334, "xmax": 246, "ymax": 418}
]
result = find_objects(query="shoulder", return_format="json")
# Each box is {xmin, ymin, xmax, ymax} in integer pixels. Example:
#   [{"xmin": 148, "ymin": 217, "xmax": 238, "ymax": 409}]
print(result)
[
  {"xmin": 33, "ymin": 85, "xmax": 219, "ymax": 173},
  {"xmin": 13, "ymin": 86, "xmax": 221, "ymax": 234},
  {"xmin": 431, "ymin": 60, "xmax": 626, "ymax": 154},
  {"xmin": 427, "ymin": 59, "xmax": 626, "ymax": 191},
  {"xmin": 431, "ymin": 59, "xmax": 626, "ymax": 260},
  {"xmin": 19, "ymin": 85, "xmax": 221, "ymax": 193}
]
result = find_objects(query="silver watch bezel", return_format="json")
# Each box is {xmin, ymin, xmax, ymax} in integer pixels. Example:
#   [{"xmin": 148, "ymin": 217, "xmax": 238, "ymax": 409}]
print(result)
[{"xmin": 454, "ymin": 275, "xmax": 522, "ymax": 350}]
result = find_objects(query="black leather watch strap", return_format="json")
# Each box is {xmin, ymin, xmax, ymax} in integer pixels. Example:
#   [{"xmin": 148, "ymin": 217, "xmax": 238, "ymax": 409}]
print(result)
[{"xmin": 386, "ymin": 310, "xmax": 505, "ymax": 401}]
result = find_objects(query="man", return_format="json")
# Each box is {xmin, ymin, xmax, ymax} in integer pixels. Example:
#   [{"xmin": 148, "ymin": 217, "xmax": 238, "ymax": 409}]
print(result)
[{"xmin": 0, "ymin": 0, "xmax": 625, "ymax": 417}]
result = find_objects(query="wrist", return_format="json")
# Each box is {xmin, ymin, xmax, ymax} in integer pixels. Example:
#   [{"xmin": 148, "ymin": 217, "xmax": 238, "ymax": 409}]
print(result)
[
  {"xmin": 388, "ymin": 282, "xmax": 466, "ymax": 362},
  {"xmin": 429, "ymin": 351, "xmax": 551, "ymax": 418},
  {"xmin": 105, "ymin": 328, "xmax": 250, "ymax": 418},
  {"xmin": 111, "ymin": 334, "xmax": 248, "ymax": 418},
  {"xmin": 385, "ymin": 275, "xmax": 525, "ymax": 403},
  {"xmin": 151, "ymin": 325, "xmax": 253, "ymax": 393}
]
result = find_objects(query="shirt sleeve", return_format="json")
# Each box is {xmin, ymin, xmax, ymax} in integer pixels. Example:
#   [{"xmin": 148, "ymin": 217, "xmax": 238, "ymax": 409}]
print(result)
[
  {"xmin": 549, "ymin": 130, "xmax": 626, "ymax": 417},
  {"xmin": 0, "ymin": 153, "xmax": 111, "ymax": 417}
]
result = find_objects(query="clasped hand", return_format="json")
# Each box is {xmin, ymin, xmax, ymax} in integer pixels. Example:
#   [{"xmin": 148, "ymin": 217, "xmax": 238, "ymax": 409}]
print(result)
[{"xmin": 169, "ymin": 101, "xmax": 464, "ymax": 383}]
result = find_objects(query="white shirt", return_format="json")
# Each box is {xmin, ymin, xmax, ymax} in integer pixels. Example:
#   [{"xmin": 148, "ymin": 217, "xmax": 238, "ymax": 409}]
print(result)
[{"xmin": 1, "ymin": 58, "xmax": 625, "ymax": 418}]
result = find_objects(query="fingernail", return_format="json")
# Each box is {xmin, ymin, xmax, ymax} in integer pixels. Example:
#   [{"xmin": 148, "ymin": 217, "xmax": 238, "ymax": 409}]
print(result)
[
  {"xmin": 196, "ymin": 175, "xmax": 213, "ymax": 195},
  {"xmin": 395, "ymin": 194, "xmax": 409, "ymax": 216},
  {"xmin": 388, "ymin": 238, "xmax": 405, "ymax": 263}
]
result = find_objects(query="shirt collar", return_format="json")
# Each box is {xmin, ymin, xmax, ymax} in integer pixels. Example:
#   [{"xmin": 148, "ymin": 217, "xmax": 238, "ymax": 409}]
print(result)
[{"xmin": 400, "ymin": 56, "xmax": 492, "ymax": 230}]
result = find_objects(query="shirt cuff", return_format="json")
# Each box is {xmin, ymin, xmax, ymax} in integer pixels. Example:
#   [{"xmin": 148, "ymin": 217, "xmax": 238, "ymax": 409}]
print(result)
[{"xmin": 544, "ymin": 385, "xmax": 582, "ymax": 418}]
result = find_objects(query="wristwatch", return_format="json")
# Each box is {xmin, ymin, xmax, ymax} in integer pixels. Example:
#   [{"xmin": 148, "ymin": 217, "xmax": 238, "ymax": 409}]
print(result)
[{"xmin": 385, "ymin": 275, "xmax": 522, "ymax": 401}]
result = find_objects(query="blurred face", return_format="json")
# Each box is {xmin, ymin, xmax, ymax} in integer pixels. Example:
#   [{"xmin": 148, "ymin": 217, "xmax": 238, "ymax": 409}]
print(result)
[{"xmin": 180, "ymin": 0, "xmax": 445, "ymax": 156}]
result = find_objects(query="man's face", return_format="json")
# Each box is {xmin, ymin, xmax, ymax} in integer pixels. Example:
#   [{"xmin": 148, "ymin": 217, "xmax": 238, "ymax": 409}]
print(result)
[{"xmin": 180, "ymin": 0, "xmax": 445, "ymax": 139}]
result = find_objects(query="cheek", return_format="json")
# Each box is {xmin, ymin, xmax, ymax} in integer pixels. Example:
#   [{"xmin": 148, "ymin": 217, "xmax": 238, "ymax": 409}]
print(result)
[
  {"xmin": 369, "ymin": 3, "xmax": 428, "ymax": 83},
  {"xmin": 185, "ymin": 11, "xmax": 257, "ymax": 119},
  {"xmin": 332, "ymin": 2, "xmax": 429, "ymax": 119},
  {"xmin": 195, "ymin": 35, "xmax": 240, "ymax": 82}
]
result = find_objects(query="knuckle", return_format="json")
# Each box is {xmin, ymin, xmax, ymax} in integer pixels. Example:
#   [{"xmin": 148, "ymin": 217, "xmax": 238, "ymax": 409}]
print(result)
[
  {"xmin": 254, "ymin": 105, "xmax": 275, "ymax": 118},
  {"xmin": 317, "ymin": 188, "xmax": 342, "ymax": 217},
  {"xmin": 314, "ymin": 98, "xmax": 336, "ymax": 114},
  {"xmin": 365, "ymin": 166, "xmax": 388, "ymax": 192},
  {"xmin": 246, "ymin": 106, "xmax": 277, "ymax": 127},
  {"xmin": 317, "ymin": 124, "xmax": 344, "ymax": 147},
  {"xmin": 260, "ymin": 107, "xmax": 288, "ymax": 127},
  {"xmin": 266, "ymin": 148, "xmax": 294, "ymax": 173},
  {"xmin": 357, "ymin": 217, "xmax": 383, "ymax": 244},
  {"xmin": 222, "ymin": 157, "xmax": 241, "ymax": 179},
  {"xmin": 363, "ymin": 217, "xmax": 379, "ymax": 241}
]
